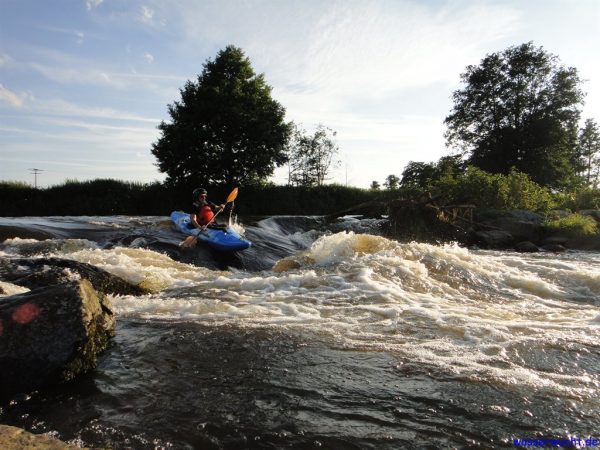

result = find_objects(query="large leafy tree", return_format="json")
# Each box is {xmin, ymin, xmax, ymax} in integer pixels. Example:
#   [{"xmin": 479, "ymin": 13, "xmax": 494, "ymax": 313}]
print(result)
[
  {"xmin": 444, "ymin": 42, "xmax": 585, "ymax": 188},
  {"xmin": 151, "ymin": 46, "xmax": 292, "ymax": 186}
]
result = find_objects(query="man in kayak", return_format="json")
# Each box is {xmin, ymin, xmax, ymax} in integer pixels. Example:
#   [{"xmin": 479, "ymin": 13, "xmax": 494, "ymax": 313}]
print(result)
[{"xmin": 189, "ymin": 188, "xmax": 225, "ymax": 230}]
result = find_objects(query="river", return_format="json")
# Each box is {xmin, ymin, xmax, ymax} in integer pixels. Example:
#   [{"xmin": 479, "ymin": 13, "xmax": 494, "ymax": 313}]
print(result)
[{"xmin": 0, "ymin": 215, "xmax": 599, "ymax": 449}]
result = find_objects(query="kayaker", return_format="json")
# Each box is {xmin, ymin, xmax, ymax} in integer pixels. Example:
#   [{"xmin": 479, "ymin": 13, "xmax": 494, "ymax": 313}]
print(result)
[{"xmin": 189, "ymin": 188, "xmax": 225, "ymax": 230}]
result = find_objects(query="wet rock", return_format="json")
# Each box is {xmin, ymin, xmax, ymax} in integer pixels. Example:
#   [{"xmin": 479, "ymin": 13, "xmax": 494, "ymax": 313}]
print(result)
[
  {"xmin": 0, "ymin": 425, "xmax": 88, "ymax": 450},
  {"xmin": 473, "ymin": 230, "xmax": 514, "ymax": 248},
  {"xmin": 0, "ymin": 257, "xmax": 149, "ymax": 296},
  {"xmin": 483, "ymin": 217, "xmax": 543, "ymax": 243},
  {"xmin": 541, "ymin": 244, "xmax": 566, "ymax": 252},
  {"xmin": 541, "ymin": 236, "xmax": 569, "ymax": 246},
  {"xmin": 514, "ymin": 241, "xmax": 539, "ymax": 253},
  {"xmin": 0, "ymin": 280, "xmax": 115, "ymax": 398}
]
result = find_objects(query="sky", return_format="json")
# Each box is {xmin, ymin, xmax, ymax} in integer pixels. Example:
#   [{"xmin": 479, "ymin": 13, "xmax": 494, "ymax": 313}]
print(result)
[{"xmin": 1, "ymin": 0, "xmax": 599, "ymax": 189}]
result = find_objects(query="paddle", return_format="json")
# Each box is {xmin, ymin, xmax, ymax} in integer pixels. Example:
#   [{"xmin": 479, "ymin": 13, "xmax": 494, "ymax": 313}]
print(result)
[{"xmin": 180, "ymin": 187, "xmax": 239, "ymax": 249}]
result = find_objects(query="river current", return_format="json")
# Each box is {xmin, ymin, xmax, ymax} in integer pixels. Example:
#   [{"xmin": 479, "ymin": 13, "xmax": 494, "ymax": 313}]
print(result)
[{"xmin": 0, "ymin": 215, "xmax": 599, "ymax": 449}]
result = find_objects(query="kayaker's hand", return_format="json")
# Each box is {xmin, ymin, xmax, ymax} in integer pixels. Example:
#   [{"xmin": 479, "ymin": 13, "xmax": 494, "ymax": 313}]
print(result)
[{"xmin": 218, "ymin": 204, "xmax": 225, "ymax": 211}]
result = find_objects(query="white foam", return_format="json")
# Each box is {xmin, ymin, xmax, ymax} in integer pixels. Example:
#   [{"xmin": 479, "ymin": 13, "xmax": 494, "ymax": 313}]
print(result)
[
  {"xmin": 3, "ymin": 231, "xmax": 598, "ymax": 401},
  {"xmin": 0, "ymin": 281, "xmax": 30, "ymax": 296}
]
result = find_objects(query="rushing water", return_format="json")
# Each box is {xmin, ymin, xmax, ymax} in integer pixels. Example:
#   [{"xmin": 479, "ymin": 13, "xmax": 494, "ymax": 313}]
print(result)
[{"xmin": 0, "ymin": 215, "xmax": 599, "ymax": 449}]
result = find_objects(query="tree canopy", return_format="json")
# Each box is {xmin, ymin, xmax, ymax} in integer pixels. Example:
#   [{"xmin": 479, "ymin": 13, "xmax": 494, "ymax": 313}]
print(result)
[
  {"xmin": 444, "ymin": 42, "xmax": 585, "ymax": 188},
  {"xmin": 151, "ymin": 46, "xmax": 292, "ymax": 187}
]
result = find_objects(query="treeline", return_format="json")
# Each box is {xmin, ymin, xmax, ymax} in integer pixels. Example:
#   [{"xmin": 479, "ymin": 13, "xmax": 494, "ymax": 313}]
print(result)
[
  {"xmin": 0, "ymin": 179, "xmax": 388, "ymax": 217},
  {"xmin": 2, "ymin": 171, "xmax": 599, "ymax": 218}
]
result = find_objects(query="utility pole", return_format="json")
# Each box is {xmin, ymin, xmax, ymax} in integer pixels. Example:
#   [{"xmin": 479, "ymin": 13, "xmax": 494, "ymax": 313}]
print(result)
[
  {"xmin": 29, "ymin": 168, "xmax": 43, "ymax": 189},
  {"xmin": 345, "ymin": 163, "xmax": 348, "ymax": 187}
]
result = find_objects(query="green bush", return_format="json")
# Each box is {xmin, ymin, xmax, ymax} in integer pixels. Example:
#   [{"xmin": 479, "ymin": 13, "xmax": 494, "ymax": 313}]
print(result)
[
  {"xmin": 552, "ymin": 187, "xmax": 600, "ymax": 211},
  {"xmin": 544, "ymin": 214, "xmax": 598, "ymax": 237},
  {"xmin": 430, "ymin": 166, "xmax": 554, "ymax": 212}
]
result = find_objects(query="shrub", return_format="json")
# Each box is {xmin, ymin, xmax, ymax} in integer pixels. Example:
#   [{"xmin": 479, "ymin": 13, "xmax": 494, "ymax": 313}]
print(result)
[
  {"xmin": 544, "ymin": 214, "xmax": 598, "ymax": 237},
  {"xmin": 552, "ymin": 187, "xmax": 600, "ymax": 211},
  {"xmin": 430, "ymin": 166, "xmax": 554, "ymax": 212}
]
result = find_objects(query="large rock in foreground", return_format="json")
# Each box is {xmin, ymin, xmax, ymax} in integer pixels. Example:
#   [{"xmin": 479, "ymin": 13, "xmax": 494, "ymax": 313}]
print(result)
[{"xmin": 0, "ymin": 280, "xmax": 115, "ymax": 398}]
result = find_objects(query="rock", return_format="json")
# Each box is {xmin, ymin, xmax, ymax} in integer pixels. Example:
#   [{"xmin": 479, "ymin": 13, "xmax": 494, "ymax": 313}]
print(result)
[
  {"xmin": 541, "ymin": 236, "xmax": 569, "ymax": 246},
  {"xmin": 0, "ymin": 425, "xmax": 88, "ymax": 450},
  {"xmin": 0, "ymin": 257, "xmax": 148, "ymax": 296},
  {"xmin": 514, "ymin": 241, "xmax": 539, "ymax": 252},
  {"xmin": 541, "ymin": 244, "xmax": 566, "ymax": 252},
  {"xmin": 0, "ymin": 280, "xmax": 115, "ymax": 398},
  {"xmin": 547, "ymin": 210, "xmax": 571, "ymax": 219},
  {"xmin": 473, "ymin": 230, "xmax": 515, "ymax": 248},
  {"xmin": 505, "ymin": 210, "xmax": 545, "ymax": 224},
  {"xmin": 484, "ymin": 217, "xmax": 543, "ymax": 243}
]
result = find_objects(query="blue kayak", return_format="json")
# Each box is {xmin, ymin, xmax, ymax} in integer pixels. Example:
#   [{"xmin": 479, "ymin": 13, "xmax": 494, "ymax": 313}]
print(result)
[{"xmin": 170, "ymin": 211, "xmax": 252, "ymax": 252}]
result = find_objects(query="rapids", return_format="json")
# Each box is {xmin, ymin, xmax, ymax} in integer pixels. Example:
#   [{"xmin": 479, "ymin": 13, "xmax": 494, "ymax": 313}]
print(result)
[{"xmin": 0, "ymin": 215, "xmax": 599, "ymax": 449}]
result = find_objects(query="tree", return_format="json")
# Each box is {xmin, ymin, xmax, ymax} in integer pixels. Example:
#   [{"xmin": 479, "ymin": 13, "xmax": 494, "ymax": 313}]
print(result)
[
  {"xmin": 577, "ymin": 119, "xmax": 600, "ymax": 187},
  {"xmin": 400, "ymin": 156, "xmax": 465, "ymax": 188},
  {"xmin": 287, "ymin": 124, "xmax": 340, "ymax": 186},
  {"xmin": 383, "ymin": 174, "xmax": 400, "ymax": 190},
  {"xmin": 151, "ymin": 46, "xmax": 292, "ymax": 186},
  {"xmin": 370, "ymin": 180, "xmax": 380, "ymax": 190},
  {"xmin": 444, "ymin": 42, "xmax": 585, "ymax": 188}
]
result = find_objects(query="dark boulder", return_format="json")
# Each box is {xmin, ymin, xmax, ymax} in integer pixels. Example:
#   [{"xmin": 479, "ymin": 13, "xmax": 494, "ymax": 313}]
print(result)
[
  {"xmin": 0, "ymin": 280, "xmax": 115, "ymax": 398},
  {"xmin": 541, "ymin": 236, "xmax": 569, "ymax": 246},
  {"xmin": 514, "ymin": 241, "xmax": 539, "ymax": 253},
  {"xmin": 541, "ymin": 244, "xmax": 566, "ymax": 252},
  {"xmin": 473, "ymin": 230, "xmax": 515, "ymax": 249},
  {"xmin": 0, "ymin": 257, "xmax": 149, "ymax": 296},
  {"xmin": 483, "ymin": 217, "xmax": 543, "ymax": 243}
]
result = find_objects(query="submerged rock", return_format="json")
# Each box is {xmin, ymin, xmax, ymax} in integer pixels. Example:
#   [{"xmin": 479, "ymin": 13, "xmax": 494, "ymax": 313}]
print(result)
[
  {"xmin": 514, "ymin": 241, "xmax": 539, "ymax": 253},
  {"xmin": 0, "ymin": 280, "xmax": 115, "ymax": 398},
  {"xmin": 541, "ymin": 243, "xmax": 567, "ymax": 252},
  {"xmin": 0, "ymin": 425, "xmax": 87, "ymax": 450}
]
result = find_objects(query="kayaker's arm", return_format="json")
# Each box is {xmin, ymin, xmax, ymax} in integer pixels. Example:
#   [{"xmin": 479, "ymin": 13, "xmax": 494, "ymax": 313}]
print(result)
[{"xmin": 189, "ymin": 213, "xmax": 204, "ymax": 230}]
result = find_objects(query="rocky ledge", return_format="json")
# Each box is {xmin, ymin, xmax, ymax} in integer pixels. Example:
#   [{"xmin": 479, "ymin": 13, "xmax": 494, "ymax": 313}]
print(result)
[{"xmin": 0, "ymin": 424, "xmax": 90, "ymax": 450}]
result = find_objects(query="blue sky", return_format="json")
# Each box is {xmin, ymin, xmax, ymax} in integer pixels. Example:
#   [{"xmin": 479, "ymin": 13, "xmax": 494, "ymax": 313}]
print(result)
[{"xmin": 1, "ymin": 0, "xmax": 599, "ymax": 188}]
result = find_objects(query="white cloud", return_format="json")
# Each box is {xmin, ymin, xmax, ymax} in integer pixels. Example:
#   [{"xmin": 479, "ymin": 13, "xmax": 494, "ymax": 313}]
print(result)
[
  {"xmin": 24, "ymin": 96, "xmax": 160, "ymax": 123},
  {"xmin": 0, "ymin": 53, "xmax": 12, "ymax": 66},
  {"xmin": 0, "ymin": 84, "xmax": 32, "ymax": 108},
  {"xmin": 140, "ymin": 5, "xmax": 155, "ymax": 24},
  {"xmin": 144, "ymin": 52, "xmax": 155, "ymax": 63},
  {"xmin": 85, "ymin": 0, "xmax": 104, "ymax": 10}
]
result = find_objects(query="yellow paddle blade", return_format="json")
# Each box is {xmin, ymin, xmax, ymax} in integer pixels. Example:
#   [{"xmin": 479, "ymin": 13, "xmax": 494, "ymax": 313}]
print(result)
[
  {"xmin": 180, "ymin": 235, "xmax": 198, "ymax": 248},
  {"xmin": 225, "ymin": 187, "xmax": 238, "ymax": 203}
]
